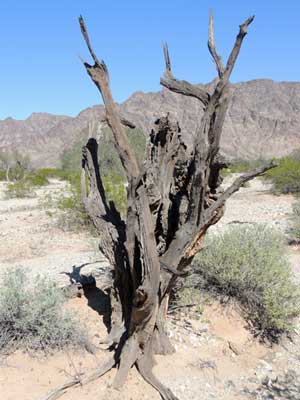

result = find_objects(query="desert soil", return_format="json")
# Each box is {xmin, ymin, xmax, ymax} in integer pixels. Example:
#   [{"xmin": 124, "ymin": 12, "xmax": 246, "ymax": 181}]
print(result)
[{"xmin": 0, "ymin": 176, "xmax": 299, "ymax": 400}]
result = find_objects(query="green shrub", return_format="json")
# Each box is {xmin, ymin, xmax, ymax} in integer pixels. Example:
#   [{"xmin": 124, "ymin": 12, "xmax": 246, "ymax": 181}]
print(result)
[
  {"xmin": 0, "ymin": 267, "xmax": 87, "ymax": 353},
  {"xmin": 4, "ymin": 170, "xmax": 50, "ymax": 199},
  {"xmin": 98, "ymin": 126, "xmax": 146, "ymax": 176},
  {"xmin": 170, "ymin": 286, "xmax": 207, "ymax": 316},
  {"xmin": 0, "ymin": 170, "xmax": 6, "ymax": 181},
  {"xmin": 193, "ymin": 225, "xmax": 300, "ymax": 338},
  {"xmin": 264, "ymin": 156, "xmax": 300, "ymax": 194},
  {"xmin": 36, "ymin": 168, "xmax": 71, "ymax": 180},
  {"xmin": 44, "ymin": 172, "xmax": 92, "ymax": 231},
  {"xmin": 61, "ymin": 126, "xmax": 146, "ymax": 177},
  {"xmin": 103, "ymin": 173, "xmax": 127, "ymax": 216},
  {"xmin": 26, "ymin": 171, "xmax": 49, "ymax": 187},
  {"xmin": 41, "ymin": 170, "xmax": 127, "ymax": 231},
  {"xmin": 289, "ymin": 203, "xmax": 300, "ymax": 241},
  {"xmin": 221, "ymin": 159, "xmax": 269, "ymax": 177},
  {"xmin": 5, "ymin": 180, "xmax": 34, "ymax": 198},
  {"xmin": 2, "ymin": 152, "xmax": 31, "ymax": 181},
  {"xmin": 4, "ymin": 168, "xmax": 74, "ymax": 199}
]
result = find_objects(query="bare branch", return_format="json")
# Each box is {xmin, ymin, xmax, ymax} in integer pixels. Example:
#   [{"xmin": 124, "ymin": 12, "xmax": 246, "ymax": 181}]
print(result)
[
  {"xmin": 39, "ymin": 357, "xmax": 115, "ymax": 400},
  {"xmin": 79, "ymin": 15, "xmax": 101, "ymax": 66},
  {"xmin": 79, "ymin": 16, "xmax": 140, "ymax": 180},
  {"xmin": 208, "ymin": 10, "xmax": 224, "ymax": 77},
  {"xmin": 100, "ymin": 115, "xmax": 136, "ymax": 129},
  {"xmin": 160, "ymin": 75, "xmax": 210, "ymax": 106},
  {"xmin": 222, "ymin": 15, "xmax": 255, "ymax": 82},
  {"xmin": 120, "ymin": 116, "xmax": 136, "ymax": 129},
  {"xmin": 204, "ymin": 161, "xmax": 277, "ymax": 222},
  {"xmin": 163, "ymin": 42, "xmax": 171, "ymax": 73},
  {"xmin": 160, "ymin": 43, "xmax": 210, "ymax": 106}
]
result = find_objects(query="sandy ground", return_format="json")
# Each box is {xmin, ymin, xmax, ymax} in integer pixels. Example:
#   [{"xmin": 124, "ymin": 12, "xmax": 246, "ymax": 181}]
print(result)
[{"xmin": 0, "ymin": 177, "xmax": 300, "ymax": 400}]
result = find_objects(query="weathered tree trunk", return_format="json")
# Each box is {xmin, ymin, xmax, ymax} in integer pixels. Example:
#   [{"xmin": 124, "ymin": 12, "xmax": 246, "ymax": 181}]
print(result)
[{"xmin": 43, "ymin": 11, "xmax": 276, "ymax": 400}]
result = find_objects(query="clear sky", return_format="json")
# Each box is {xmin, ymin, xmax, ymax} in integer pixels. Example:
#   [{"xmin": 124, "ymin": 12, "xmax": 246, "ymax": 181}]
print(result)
[{"xmin": 1, "ymin": 0, "xmax": 299, "ymax": 120}]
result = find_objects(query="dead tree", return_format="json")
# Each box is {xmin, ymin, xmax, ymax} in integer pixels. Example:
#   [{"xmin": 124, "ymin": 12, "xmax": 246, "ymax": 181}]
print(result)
[{"xmin": 43, "ymin": 11, "xmax": 276, "ymax": 400}]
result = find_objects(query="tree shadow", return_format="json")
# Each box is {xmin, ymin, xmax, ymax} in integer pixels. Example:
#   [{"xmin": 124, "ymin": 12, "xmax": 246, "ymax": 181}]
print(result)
[
  {"xmin": 83, "ymin": 285, "xmax": 111, "ymax": 332},
  {"xmin": 61, "ymin": 263, "xmax": 112, "ymax": 332}
]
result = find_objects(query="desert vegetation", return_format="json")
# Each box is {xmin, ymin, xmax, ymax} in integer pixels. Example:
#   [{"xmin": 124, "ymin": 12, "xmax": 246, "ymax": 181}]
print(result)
[
  {"xmin": 1, "ymin": 124, "xmax": 144, "ymax": 223},
  {"xmin": 222, "ymin": 153, "xmax": 300, "ymax": 195},
  {"xmin": 264, "ymin": 155, "xmax": 300, "ymax": 194},
  {"xmin": 289, "ymin": 202, "xmax": 300, "ymax": 241},
  {"xmin": 0, "ymin": 151, "xmax": 31, "ymax": 182},
  {"xmin": 0, "ymin": 267, "xmax": 87, "ymax": 353},
  {"xmin": 191, "ymin": 225, "xmax": 300, "ymax": 338}
]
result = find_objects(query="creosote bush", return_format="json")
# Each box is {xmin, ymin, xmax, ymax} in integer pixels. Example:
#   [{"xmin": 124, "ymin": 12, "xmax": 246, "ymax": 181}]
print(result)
[
  {"xmin": 192, "ymin": 225, "xmax": 300, "ymax": 339},
  {"xmin": 264, "ymin": 156, "xmax": 300, "ymax": 194},
  {"xmin": 0, "ymin": 267, "xmax": 87, "ymax": 353}
]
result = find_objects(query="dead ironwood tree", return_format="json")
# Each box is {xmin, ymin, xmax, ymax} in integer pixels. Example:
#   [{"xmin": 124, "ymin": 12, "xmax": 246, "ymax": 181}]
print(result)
[{"xmin": 43, "ymin": 11, "xmax": 276, "ymax": 400}]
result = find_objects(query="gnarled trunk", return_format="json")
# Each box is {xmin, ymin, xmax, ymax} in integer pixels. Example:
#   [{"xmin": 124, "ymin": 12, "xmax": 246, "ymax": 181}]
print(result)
[{"xmin": 43, "ymin": 11, "xmax": 276, "ymax": 400}]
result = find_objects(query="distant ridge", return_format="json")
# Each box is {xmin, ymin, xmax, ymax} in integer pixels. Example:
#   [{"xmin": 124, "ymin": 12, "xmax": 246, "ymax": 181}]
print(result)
[{"xmin": 1, "ymin": 79, "xmax": 300, "ymax": 168}]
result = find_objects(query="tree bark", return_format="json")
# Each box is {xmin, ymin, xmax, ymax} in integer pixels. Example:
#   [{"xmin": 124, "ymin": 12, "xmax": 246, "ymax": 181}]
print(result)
[{"xmin": 43, "ymin": 12, "xmax": 277, "ymax": 400}]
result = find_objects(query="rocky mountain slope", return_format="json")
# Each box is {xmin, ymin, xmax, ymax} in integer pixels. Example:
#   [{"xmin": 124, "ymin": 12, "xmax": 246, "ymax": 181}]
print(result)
[{"xmin": 1, "ymin": 79, "xmax": 300, "ymax": 168}]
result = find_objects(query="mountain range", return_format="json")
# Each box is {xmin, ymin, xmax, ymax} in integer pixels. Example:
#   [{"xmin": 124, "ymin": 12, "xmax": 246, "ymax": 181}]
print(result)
[{"xmin": 1, "ymin": 79, "xmax": 300, "ymax": 168}]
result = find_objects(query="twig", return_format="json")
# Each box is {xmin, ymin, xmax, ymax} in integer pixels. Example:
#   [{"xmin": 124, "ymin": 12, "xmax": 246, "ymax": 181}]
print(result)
[{"xmin": 39, "ymin": 357, "xmax": 115, "ymax": 400}]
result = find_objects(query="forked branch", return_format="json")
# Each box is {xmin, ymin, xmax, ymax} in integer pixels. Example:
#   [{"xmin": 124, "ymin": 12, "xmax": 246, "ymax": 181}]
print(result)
[
  {"xmin": 208, "ymin": 9, "xmax": 224, "ymax": 77},
  {"xmin": 160, "ymin": 43, "xmax": 210, "ymax": 107}
]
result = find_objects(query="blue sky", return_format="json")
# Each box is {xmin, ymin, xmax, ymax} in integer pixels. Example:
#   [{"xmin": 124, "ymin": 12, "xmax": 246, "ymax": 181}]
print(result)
[{"xmin": 0, "ymin": 0, "xmax": 300, "ymax": 120}]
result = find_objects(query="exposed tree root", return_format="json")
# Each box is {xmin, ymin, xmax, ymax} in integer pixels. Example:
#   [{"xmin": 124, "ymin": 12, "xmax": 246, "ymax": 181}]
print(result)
[
  {"xmin": 112, "ymin": 336, "xmax": 140, "ymax": 389},
  {"xmin": 39, "ymin": 349, "xmax": 179, "ymax": 400},
  {"xmin": 39, "ymin": 357, "xmax": 115, "ymax": 400},
  {"xmin": 137, "ymin": 353, "xmax": 179, "ymax": 400},
  {"xmin": 39, "ymin": 335, "xmax": 179, "ymax": 400}
]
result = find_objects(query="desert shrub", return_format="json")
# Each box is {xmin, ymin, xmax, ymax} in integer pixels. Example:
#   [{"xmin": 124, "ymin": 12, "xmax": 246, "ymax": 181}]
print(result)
[
  {"xmin": 0, "ymin": 170, "xmax": 6, "ymax": 181},
  {"xmin": 4, "ymin": 168, "xmax": 81, "ymax": 200},
  {"xmin": 36, "ymin": 168, "xmax": 71, "ymax": 180},
  {"xmin": 3, "ymin": 152, "xmax": 31, "ymax": 181},
  {"xmin": 61, "ymin": 138, "xmax": 85, "ymax": 172},
  {"xmin": 221, "ymin": 158, "xmax": 269, "ymax": 177},
  {"xmin": 192, "ymin": 225, "xmax": 300, "ymax": 338},
  {"xmin": 61, "ymin": 126, "xmax": 146, "ymax": 176},
  {"xmin": 42, "ymin": 171, "xmax": 92, "ymax": 231},
  {"xmin": 5, "ymin": 180, "xmax": 34, "ymax": 198},
  {"xmin": 0, "ymin": 267, "xmax": 87, "ymax": 353},
  {"xmin": 26, "ymin": 171, "xmax": 49, "ymax": 187},
  {"xmin": 4, "ymin": 170, "xmax": 50, "ymax": 199},
  {"xmin": 289, "ymin": 202, "xmax": 300, "ymax": 241},
  {"xmin": 98, "ymin": 126, "xmax": 146, "ymax": 176},
  {"xmin": 170, "ymin": 286, "xmax": 207, "ymax": 316},
  {"xmin": 42, "ymin": 170, "xmax": 127, "ymax": 231},
  {"xmin": 264, "ymin": 156, "xmax": 300, "ymax": 194},
  {"xmin": 102, "ymin": 173, "xmax": 127, "ymax": 216}
]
